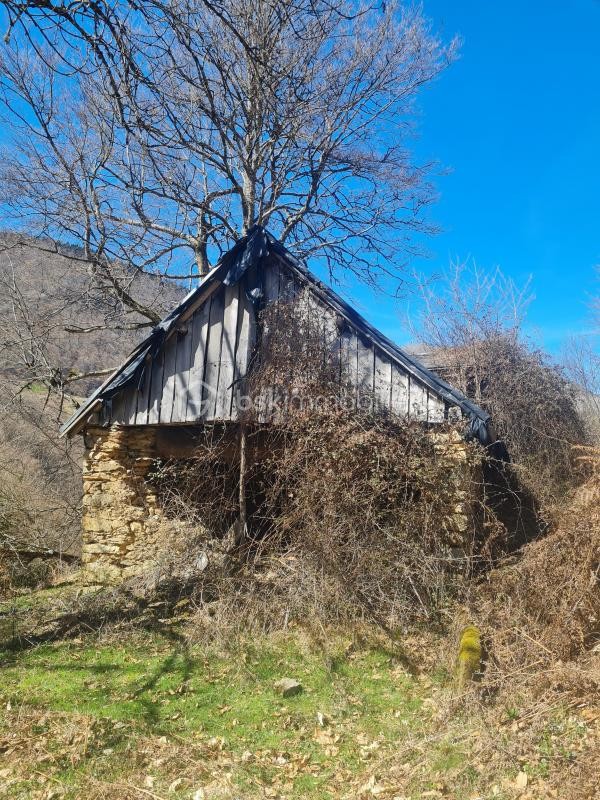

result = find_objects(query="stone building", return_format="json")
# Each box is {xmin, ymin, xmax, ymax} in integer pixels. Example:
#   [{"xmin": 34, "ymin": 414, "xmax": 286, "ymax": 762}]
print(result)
[{"xmin": 61, "ymin": 226, "xmax": 498, "ymax": 584}]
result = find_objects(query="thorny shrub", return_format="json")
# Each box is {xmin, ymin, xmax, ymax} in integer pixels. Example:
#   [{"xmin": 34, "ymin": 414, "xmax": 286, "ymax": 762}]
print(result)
[
  {"xmin": 150, "ymin": 414, "xmax": 494, "ymax": 636},
  {"xmin": 145, "ymin": 294, "xmax": 510, "ymax": 636},
  {"xmin": 413, "ymin": 264, "xmax": 589, "ymax": 511},
  {"xmin": 440, "ymin": 336, "xmax": 588, "ymax": 510},
  {"xmin": 469, "ymin": 446, "xmax": 600, "ymax": 694}
]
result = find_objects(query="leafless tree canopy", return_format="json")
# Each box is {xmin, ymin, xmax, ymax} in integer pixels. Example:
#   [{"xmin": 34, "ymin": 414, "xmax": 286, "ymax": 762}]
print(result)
[
  {"xmin": 412, "ymin": 261, "xmax": 588, "ymax": 506},
  {"xmin": 411, "ymin": 260, "xmax": 534, "ymax": 351},
  {"xmin": 0, "ymin": 232, "xmax": 184, "ymax": 401},
  {"xmin": 0, "ymin": 0, "xmax": 456, "ymax": 318},
  {"xmin": 562, "ymin": 268, "xmax": 600, "ymax": 444}
]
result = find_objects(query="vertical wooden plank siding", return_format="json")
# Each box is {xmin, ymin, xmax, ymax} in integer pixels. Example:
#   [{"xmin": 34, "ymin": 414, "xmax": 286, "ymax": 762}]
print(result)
[
  {"xmin": 305, "ymin": 288, "xmax": 319, "ymax": 375},
  {"xmin": 100, "ymin": 261, "xmax": 463, "ymax": 428},
  {"xmin": 263, "ymin": 259, "xmax": 281, "ymax": 304},
  {"xmin": 410, "ymin": 380, "xmax": 428, "ymax": 421},
  {"xmin": 260, "ymin": 262, "xmax": 283, "ymax": 422},
  {"xmin": 427, "ymin": 391, "xmax": 446, "ymax": 423},
  {"xmin": 339, "ymin": 328, "xmax": 358, "ymax": 409},
  {"xmin": 374, "ymin": 352, "xmax": 392, "ymax": 412},
  {"xmin": 390, "ymin": 364, "xmax": 409, "ymax": 417},
  {"xmin": 214, "ymin": 283, "xmax": 240, "ymax": 419},
  {"xmin": 108, "ymin": 390, "xmax": 129, "ymax": 424},
  {"xmin": 147, "ymin": 347, "xmax": 165, "ymax": 424},
  {"xmin": 186, "ymin": 298, "xmax": 212, "ymax": 422},
  {"xmin": 124, "ymin": 384, "xmax": 138, "ymax": 425},
  {"xmin": 281, "ymin": 274, "xmax": 300, "ymax": 409},
  {"xmin": 232, "ymin": 286, "xmax": 257, "ymax": 419},
  {"xmin": 135, "ymin": 357, "xmax": 152, "ymax": 424},
  {"xmin": 202, "ymin": 285, "xmax": 226, "ymax": 421},
  {"xmin": 315, "ymin": 297, "xmax": 339, "ymax": 375},
  {"xmin": 329, "ymin": 317, "xmax": 343, "ymax": 383},
  {"xmin": 278, "ymin": 269, "xmax": 298, "ymax": 303},
  {"xmin": 172, "ymin": 325, "xmax": 194, "ymax": 422},
  {"xmin": 159, "ymin": 332, "xmax": 179, "ymax": 422},
  {"xmin": 357, "ymin": 337, "xmax": 374, "ymax": 411}
]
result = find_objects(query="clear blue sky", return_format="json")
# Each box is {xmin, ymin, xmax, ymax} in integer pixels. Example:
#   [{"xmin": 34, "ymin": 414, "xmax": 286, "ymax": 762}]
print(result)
[
  {"xmin": 1, "ymin": 1, "xmax": 598, "ymax": 357},
  {"xmin": 355, "ymin": 0, "xmax": 600, "ymax": 355}
]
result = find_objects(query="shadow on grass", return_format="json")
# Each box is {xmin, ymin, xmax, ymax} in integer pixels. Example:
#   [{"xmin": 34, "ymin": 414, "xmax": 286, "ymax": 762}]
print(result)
[
  {"xmin": 0, "ymin": 581, "xmax": 194, "ymax": 653},
  {"xmin": 2, "ymin": 622, "xmax": 196, "ymax": 731},
  {"xmin": 129, "ymin": 624, "xmax": 194, "ymax": 727},
  {"xmin": 0, "ymin": 584, "xmax": 201, "ymax": 731}
]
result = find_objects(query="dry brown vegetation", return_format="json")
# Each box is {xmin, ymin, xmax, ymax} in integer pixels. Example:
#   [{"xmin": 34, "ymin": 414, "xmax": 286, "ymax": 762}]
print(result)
[
  {"xmin": 0, "ymin": 247, "xmax": 598, "ymax": 797},
  {"xmin": 438, "ymin": 336, "xmax": 586, "ymax": 509},
  {"xmin": 413, "ymin": 263, "xmax": 589, "ymax": 510},
  {"xmin": 134, "ymin": 296, "xmax": 501, "ymax": 638},
  {"xmin": 0, "ymin": 2, "xmax": 598, "ymax": 792},
  {"xmin": 0, "ymin": 392, "xmax": 82, "ymax": 566},
  {"xmin": 0, "ymin": 235, "xmax": 184, "ymax": 579},
  {"xmin": 150, "ymin": 413, "xmax": 487, "ymax": 640},
  {"xmin": 472, "ymin": 446, "xmax": 600, "ymax": 685},
  {"xmin": 424, "ymin": 446, "xmax": 600, "ymax": 800}
]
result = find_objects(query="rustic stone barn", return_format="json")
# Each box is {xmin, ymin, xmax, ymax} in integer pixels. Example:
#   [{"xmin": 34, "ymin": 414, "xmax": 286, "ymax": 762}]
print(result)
[{"xmin": 61, "ymin": 226, "xmax": 498, "ymax": 584}]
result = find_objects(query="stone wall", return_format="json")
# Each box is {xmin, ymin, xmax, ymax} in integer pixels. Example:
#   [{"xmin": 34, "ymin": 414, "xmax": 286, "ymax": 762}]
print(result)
[
  {"xmin": 431, "ymin": 429, "xmax": 484, "ymax": 558},
  {"xmin": 80, "ymin": 424, "xmax": 484, "ymax": 585},
  {"xmin": 81, "ymin": 426, "xmax": 163, "ymax": 584}
]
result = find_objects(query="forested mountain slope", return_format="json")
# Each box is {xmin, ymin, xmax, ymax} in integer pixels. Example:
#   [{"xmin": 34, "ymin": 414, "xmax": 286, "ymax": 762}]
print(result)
[{"xmin": 0, "ymin": 233, "xmax": 184, "ymax": 556}]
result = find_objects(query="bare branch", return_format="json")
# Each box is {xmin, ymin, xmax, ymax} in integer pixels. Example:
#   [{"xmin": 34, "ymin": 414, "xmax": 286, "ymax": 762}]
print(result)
[{"xmin": 0, "ymin": 0, "xmax": 457, "ymax": 295}]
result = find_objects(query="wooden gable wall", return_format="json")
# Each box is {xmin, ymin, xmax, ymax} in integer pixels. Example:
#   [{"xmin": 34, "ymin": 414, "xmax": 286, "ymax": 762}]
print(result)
[{"xmin": 107, "ymin": 257, "xmax": 453, "ymax": 426}]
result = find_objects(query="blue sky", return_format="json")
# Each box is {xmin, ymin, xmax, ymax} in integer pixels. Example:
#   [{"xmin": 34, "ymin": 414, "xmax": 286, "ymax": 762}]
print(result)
[
  {"xmin": 1, "ymin": 1, "xmax": 598, "ymax": 357},
  {"xmin": 353, "ymin": 0, "xmax": 600, "ymax": 355}
]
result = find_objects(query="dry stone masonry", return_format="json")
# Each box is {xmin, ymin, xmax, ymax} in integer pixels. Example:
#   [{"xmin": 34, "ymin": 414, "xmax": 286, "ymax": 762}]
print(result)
[
  {"xmin": 81, "ymin": 426, "xmax": 164, "ymax": 584},
  {"xmin": 432, "ymin": 429, "xmax": 483, "ymax": 549},
  {"xmin": 80, "ymin": 424, "xmax": 483, "ymax": 585}
]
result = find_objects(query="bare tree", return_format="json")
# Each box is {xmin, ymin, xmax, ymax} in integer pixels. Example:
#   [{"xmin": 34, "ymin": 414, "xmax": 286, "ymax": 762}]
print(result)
[
  {"xmin": 410, "ymin": 260, "xmax": 533, "ymax": 403},
  {"xmin": 411, "ymin": 261, "xmax": 587, "ymax": 506},
  {"xmin": 562, "ymin": 266, "xmax": 600, "ymax": 444},
  {"xmin": 0, "ymin": 230, "xmax": 184, "ymax": 407},
  {"xmin": 0, "ymin": 0, "xmax": 456, "ymax": 319},
  {"xmin": 562, "ymin": 336, "xmax": 600, "ymax": 445},
  {"xmin": 412, "ymin": 260, "xmax": 532, "ymax": 348}
]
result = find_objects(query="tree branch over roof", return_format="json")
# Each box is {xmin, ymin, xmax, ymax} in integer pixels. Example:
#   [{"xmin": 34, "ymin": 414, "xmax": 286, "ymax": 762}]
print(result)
[{"xmin": 0, "ymin": 0, "xmax": 457, "ymax": 316}]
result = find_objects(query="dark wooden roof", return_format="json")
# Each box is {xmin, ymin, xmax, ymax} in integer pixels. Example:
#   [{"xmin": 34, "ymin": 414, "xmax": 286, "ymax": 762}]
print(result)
[{"xmin": 60, "ymin": 226, "xmax": 492, "ymax": 444}]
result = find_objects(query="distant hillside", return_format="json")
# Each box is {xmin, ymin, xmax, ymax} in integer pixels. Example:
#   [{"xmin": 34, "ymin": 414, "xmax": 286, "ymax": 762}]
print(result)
[
  {"xmin": 0, "ymin": 233, "xmax": 185, "ymax": 557},
  {"xmin": 0, "ymin": 231, "xmax": 185, "ymax": 396}
]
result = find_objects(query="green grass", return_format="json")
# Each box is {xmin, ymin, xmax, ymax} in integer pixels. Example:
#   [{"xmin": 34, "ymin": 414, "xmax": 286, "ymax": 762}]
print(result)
[
  {"xmin": 0, "ymin": 610, "xmax": 591, "ymax": 800},
  {"xmin": 0, "ymin": 585, "xmax": 76, "ymax": 613},
  {"xmin": 1, "ymin": 634, "xmax": 420, "ymax": 734},
  {"xmin": 0, "ymin": 585, "xmax": 81, "ymax": 644},
  {"xmin": 25, "ymin": 381, "xmax": 49, "ymax": 395},
  {"xmin": 0, "ymin": 629, "xmax": 433, "ymax": 799}
]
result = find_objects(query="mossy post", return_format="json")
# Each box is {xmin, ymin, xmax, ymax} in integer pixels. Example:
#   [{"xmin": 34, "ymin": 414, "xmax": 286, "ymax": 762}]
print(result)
[{"xmin": 455, "ymin": 624, "xmax": 482, "ymax": 691}]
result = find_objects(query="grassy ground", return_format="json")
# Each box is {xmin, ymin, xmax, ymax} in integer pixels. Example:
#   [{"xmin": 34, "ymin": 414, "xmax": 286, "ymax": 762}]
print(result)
[{"xmin": 0, "ymin": 592, "xmax": 597, "ymax": 799}]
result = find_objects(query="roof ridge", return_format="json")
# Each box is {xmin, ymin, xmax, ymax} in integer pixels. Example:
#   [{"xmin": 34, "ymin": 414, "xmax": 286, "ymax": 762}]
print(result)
[{"xmin": 61, "ymin": 226, "xmax": 494, "ymax": 449}]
